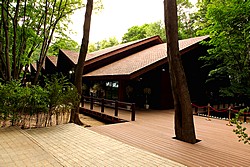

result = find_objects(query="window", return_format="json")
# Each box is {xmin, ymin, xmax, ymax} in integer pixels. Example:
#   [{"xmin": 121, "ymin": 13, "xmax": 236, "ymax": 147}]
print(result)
[{"xmin": 105, "ymin": 81, "xmax": 119, "ymax": 100}]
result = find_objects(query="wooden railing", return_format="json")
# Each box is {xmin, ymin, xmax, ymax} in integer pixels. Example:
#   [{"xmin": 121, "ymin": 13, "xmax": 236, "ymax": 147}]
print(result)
[{"xmin": 81, "ymin": 96, "xmax": 136, "ymax": 121}]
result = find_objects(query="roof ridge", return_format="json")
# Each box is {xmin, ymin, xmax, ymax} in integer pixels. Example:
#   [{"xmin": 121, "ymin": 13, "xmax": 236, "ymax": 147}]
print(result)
[{"xmin": 59, "ymin": 35, "xmax": 163, "ymax": 65}]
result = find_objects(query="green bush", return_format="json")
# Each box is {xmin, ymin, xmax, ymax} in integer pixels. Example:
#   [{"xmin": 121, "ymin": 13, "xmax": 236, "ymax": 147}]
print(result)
[
  {"xmin": 44, "ymin": 75, "xmax": 80, "ymax": 126},
  {"xmin": 0, "ymin": 75, "xmax": 79, "ymax": 128}
]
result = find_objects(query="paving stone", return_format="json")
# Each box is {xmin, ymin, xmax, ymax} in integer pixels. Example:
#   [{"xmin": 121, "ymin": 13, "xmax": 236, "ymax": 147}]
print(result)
[
  {"xmin": 0, "ymin": 127, "xmax": 61, "ymax": 167},
  {"xmin": 0, "ymin": 124, "xmax": 185, "ymax": 167}
]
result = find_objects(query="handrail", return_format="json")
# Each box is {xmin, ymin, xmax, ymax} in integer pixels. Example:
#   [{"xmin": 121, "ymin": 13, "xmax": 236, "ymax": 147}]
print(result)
[{"xmin": 81, "ymin": 96, "xmax": 136, "ymax": 121}]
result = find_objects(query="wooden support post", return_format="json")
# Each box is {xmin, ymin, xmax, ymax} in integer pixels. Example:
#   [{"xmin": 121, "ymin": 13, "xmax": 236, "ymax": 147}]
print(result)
[
  {"xmin": 131, "ymin": 103, "xmax": 136, "ymax": 121},
  {"xmin": 115, "ymin": 101, "xmax": 118, "ymax": 117},
  {"xmin": 90, "ymin": 96, "xmax": 94, "ymax": 110},
  {"xmin": 101, "ymin": 98, "xmax": 104, "ymax": 113},
  {"xmin": 81, "ymin": 96, "xmax": 84, "ymax": 107},
  {"xmin": 226, "ymin": 106, "xmax": 233, "ymax": 126},
  {"xmin": 206, "ymin": 103, "xmax": 211, "ymax": 121}
]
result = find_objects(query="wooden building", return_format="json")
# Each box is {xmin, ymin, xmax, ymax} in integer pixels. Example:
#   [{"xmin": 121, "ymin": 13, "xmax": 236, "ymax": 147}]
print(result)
[{"xmin": 40, "ymin": 35, "xmax": 210, "ymax": 109}]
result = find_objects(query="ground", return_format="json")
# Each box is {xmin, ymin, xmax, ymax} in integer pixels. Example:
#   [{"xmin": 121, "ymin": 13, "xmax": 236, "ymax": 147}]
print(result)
[{"xmin": 79, "ymin": 114, "xmax": 106, "ymax": 127}]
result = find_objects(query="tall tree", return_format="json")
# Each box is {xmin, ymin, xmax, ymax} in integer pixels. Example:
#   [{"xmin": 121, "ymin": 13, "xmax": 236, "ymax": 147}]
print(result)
[
  {"xmin": 164, "ymin": 0, "xmax": 196, "ymax": 143},
  {"xmin": 0, "ymin": 0, "xmax": 83, "ymax": 83},
  {"xmin": 69, "ymin": 0, "xmax": 93, "ymax": 124},
  {"xmin": 33, "ymin": 0, "xmax": 83, "ymax": 84}
]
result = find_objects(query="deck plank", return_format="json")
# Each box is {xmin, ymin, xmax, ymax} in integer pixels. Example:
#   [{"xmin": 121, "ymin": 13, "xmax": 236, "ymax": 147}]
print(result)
[{"xmin": 87, "ymin": 106, "xmax": 250, "ymax": 167}]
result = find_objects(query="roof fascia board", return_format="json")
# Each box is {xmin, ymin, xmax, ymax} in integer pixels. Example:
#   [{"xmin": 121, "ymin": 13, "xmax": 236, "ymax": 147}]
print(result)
[{"xmin": 83, "ymin": 75, "xmax": 130, "ymax": 81}]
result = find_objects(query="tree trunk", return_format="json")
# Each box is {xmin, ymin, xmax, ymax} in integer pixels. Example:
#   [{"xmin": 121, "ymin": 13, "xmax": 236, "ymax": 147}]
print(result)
[
  {"xmin": 69, "ymin": 0, "xmax": 93, "ymax": 125},
  {"xmin": 2, "ymin": 1, "xmax": 11, "ymax": 81},
  {"xmin": 164, "ymin": 0, "xmax": 197, "ymax": 144}
]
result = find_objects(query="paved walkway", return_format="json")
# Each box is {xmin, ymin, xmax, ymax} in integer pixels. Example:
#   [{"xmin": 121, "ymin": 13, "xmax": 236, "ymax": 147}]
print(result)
[
  {"xmin": 0, "ymin": 124, "xmax": 185, "ymax": 167},
  {"xmin": 0, "ymin": 127, "xmax": 61, "ymax": 166}
]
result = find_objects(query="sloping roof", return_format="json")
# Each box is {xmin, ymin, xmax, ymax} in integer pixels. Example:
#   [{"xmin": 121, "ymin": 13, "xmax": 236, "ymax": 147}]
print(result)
[
  {"xmin": 60, "ymin": 35, "xmax": 163, "ymax": 65},
  {"xmin": 47, "ymin": 56, "xmax": 58, "ymax": 66},
  {"xmin": 30, "ymin": 61, "xmax": 45, "ymax": 72},
  {"xmin": 83, "ymin": 35, "xmax": 209, "ymax": 79}
]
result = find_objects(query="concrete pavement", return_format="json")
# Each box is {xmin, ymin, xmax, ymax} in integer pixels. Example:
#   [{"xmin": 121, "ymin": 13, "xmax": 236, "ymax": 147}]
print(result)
[{"xmin": 0, "ymin": 127, "xmax": 61, "ymax": 166}]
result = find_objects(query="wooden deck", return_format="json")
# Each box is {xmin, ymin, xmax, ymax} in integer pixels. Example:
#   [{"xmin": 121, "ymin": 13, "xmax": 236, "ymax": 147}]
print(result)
[{"xmin": 87, "ymin": 105, "xmax": 250, "ymax": 167}]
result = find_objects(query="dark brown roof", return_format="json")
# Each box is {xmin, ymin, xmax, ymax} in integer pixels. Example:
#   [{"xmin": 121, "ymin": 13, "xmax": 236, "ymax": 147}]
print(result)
[
  {"xmin": 60, "ymin": 36, "xmax": 163, "ymax": 65},
  {"xmin": 47, "ymin": 56, "xmax": 58, "ymax": 66},
  {"xmin": 30, "ymin": 61, "xmax": 45, "ymax": 72},
  {"xmin": 83, "ymin": 35, "xmax": 209, "ymax": 79}
]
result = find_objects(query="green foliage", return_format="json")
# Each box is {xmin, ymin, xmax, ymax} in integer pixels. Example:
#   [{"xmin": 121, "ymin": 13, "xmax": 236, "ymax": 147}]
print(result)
[
  {"xmin": 0, "ymin": 75, "xmax": 79, "ymax": 127},
  {"xmin": 122, "ymin": 21, "xmax": 166, "ymax": 43},
  {"xmin": 0, "ymin": 0, "xmax": 85, "ymax": 81},
  {"xmin": 122, "ymin": 0, "xmax": 196, "ymax": 43},
  {"xmin": 145, "ymin": 21, "xmax": 167, "ymax": 42},
  {"xmin": 0, "ymin": 81, "xmax": 22, "ymax": 123},
  {"xmin": 26, "ymin": 85, "xmax": 49, "ymax": 116},
  {"xmin": 0, "ymin": 80, "xmax": 49, "ymax": 125},
  {"xmin": 200, "ymin": 0, "xmax": 250, "ymax": 97},
  {"xmin": 177, "ymin": 0, "xmax": 196, "ymax": 39},
  {"xmin": 45, "ymin": 75, "xmax": 80, "ymax": 110},
  {"xmin": 48, "ymin": 36, "xmax": 80, "ymax": 56},
  {"xmin": 122, "ymin": 25, "xmax": 148, "ymax": 43},
  {"xmin": 88, "ymin": 37, "xmax": 119, "ymax": 52},
  {"xmin": 192, "ymin": 0, "xmax": 212, "ymax": 35},
  {"xmin": 232, "ymin": 107, "xmax": 250, "ymax": 144}
]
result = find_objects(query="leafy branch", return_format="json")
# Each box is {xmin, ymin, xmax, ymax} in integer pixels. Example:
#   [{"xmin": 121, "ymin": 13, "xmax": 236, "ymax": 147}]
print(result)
[{"xmin": 231, "ymin": 107, "xmax": 250, "ymax": 144}]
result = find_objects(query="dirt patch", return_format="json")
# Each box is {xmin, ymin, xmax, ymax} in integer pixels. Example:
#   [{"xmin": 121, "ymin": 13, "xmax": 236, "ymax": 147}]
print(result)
[{"xmin": 79, "ymin": 114, "xmax": 106, "ymax": 127}]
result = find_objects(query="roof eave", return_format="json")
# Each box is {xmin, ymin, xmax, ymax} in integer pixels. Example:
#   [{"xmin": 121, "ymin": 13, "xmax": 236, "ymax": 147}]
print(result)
[{"xmin": 83, "ymin": 75, "xmax": 130, "ymax": 81}]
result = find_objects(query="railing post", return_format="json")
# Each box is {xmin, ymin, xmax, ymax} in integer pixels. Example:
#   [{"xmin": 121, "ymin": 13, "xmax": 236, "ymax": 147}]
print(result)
[
  {"xmin": 101, "ymin": 98, "xmax": 104, "ymax": 113},
  {"xmin": 131, "ymin": 103, "xmax": 135, "ymax": 121},
  {"xmin": 226, "ymin": 106, "xmax": 233, "ymax": 126},
  {"xmin": 206, "ymin": 103, "xmax": 211, "ymax": 121},
  {"xmin": 90, "ymin": 96, "xmax": 94, "ymax": 110},
  {"xmin": 115, "ymin": 101, "xmax": 118, "ymax": 117}
]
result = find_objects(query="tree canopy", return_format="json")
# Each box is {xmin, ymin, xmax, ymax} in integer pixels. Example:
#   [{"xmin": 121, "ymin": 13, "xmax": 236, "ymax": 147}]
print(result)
[
  {"xmin": 0, "ymin": 0, "xmax": 84, "ymax": 83},
  {"xmin": 122, "ymin": 21, "xmax": 166, "ymax": 43},
  {"xmin": 88, "ymin": 37, "xmax": 119, "ymax": 52},
  {"xmin": 48, "ymin": 36, "xmax": 80, "ymax": 56},
  {"xmin": 121, "ymin": 0, "xmax": 196, "ymax": 43},
  {"xmin": 199, "ymin": 0, "xmax": 250, "ymax": 98},
  {"xmin": 177, "ymin": 0, "xmax": 196, "ymax": 39}
]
